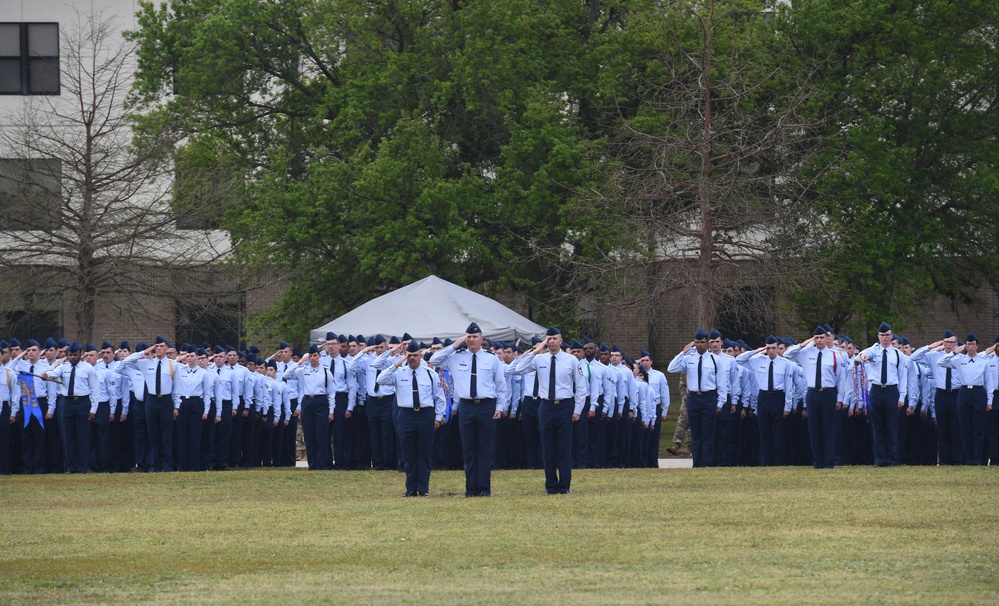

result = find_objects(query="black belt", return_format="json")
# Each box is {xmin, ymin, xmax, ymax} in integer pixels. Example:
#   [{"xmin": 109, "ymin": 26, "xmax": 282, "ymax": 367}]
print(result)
[
  {"xmin": 542, "ymin": 398, "xmax": 566, "ymax": 405},
  {"xmin": 810, "ymin": 387, "xmax": 830, "ymax": 392},
  {"xmin": 964, "ymin": 385, "xmax": 984, "ymax": 390},
  {"xmin": 691, "ymin": 389, "xmax": 717, "ymax": 397},
  {"xmin": 759, "ymin": 389, "xmax": 785, "ymax": 393},
  {"xmin": 871, "ymin": 383, "xmax": 897, "ymax": 389},
  {"xmin": 460, "ymin": 398, "xmax": 494, "ymax": 404},
  {"xmin": 180, "ymin": 396, "xmax": 202, "ymax": 401},
  {"xmin": 402, "ymin": 405, "xmax": 429, "ymax": 412},
  {"xmin": 64, "ymin": 395, "xmax": 89, "ymax": 400},
  {"xmin": 304, "ymin": 394, "xmax": 326, "ymax": 398}
]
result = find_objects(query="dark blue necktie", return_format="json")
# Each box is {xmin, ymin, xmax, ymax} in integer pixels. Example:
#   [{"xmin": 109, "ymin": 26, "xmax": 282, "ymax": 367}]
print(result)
[
  {"xmin": 470, "ymin": 353, "xmax": 478, "ymax": 399},
  {"xmin": 815, "ymin": 351, "xmax": 823, "ymax": 389},
  {"xmin": 412, "ymin": 368, "xmax": 420, "ymax": 411},
  {"xmin": 68, "ymin": 364, "xmax": 76, "ymax": 398},
  {"xmin": 548, "ymin": 355, "xmax": 556, "ymax": 400},
  {"xmin": 768, "ymin": 360, "xmax": 774, "ymax": 391},
  {"xmin": 155, "ymin": 360, "xmax": 162, "ymax": 396},
  {"xmin": 697, "ymin": 355, "xmax": 703, "ymax": 391},
  {"xmin": 881, "ymin": 349, "xmax": 888, "ymax": 385}
]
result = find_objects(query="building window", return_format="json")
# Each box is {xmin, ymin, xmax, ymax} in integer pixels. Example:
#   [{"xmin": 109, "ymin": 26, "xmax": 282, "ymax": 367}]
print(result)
[
  {"xmin": 0, "ymin": 302, "xmax": 62, "ymax": 344},
  {"xmin": 176, "ymin": 294, "xmax": 244, "ymax": 349},
  {"xmin": 0, "ymin": 23, "xmax": 60, "ymax": 95},
  {"xmin": 0, "ymin": 158, "xmax": 62, "ymax": 230}
]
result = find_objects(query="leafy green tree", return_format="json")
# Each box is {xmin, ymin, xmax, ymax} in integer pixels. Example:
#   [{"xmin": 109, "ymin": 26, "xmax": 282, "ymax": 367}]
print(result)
[
  {"xmin": 129, "ymin": 0, "xmax": 611, "ymax": 337},
  {"xmin": 788, "ymin": 0, "xmax": 999, "ymax": 339}
]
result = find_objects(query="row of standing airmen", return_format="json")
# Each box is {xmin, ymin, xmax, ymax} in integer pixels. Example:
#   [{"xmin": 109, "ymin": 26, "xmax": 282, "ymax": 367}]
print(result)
[
  {"xmin": 3, "ymin": 323, "xmax": 996, "ymax": 485},
  {"xmin": 666, "ymin": 324, "xmax": 998, "ymax": 469}
]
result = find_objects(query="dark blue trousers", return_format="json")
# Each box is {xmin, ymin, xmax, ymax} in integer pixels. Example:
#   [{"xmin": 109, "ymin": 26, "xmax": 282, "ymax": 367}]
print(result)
[
  {"xmin": 646, "ymin": 405, "xmax": 663, "ymax": 468},
  {"xmin": 61, "ymin": 396, "xmax": 91, "ymax": 473},
  {"xmin": 0, "ymin": 401, "xmax": 10, "ymax": 474},
  {"xmin": 538, "ymin": 398, "xmax": 573, "ymax": 493},
  {"xmin": 177, "ymin": 397, "xmax": 204, "ymax": 471},
  {"xmin": 241, "ymin": 407, "xmax": 260, "ymax": 468},
  {"xmin": 21, "ymin": 400, "xmax": 46, "ymax": 474},
  {"xmin": 229, "ymin": 398, "xmax": 250, "ymax": 467},
  {"xmin": 132, "ymin": 395, "xmax": 151, "ymax": 471},
  {"xmin": 615, "ymin": 401, "xmax": 632, "ymax": 468},
  {"xmin": 89, "ymin": 400, "xmax": 111, "ymax": 472},
  {"xmin": 572, "ymin": 400, "xmax": 590, "ymax": 469},
  {"xmin": 367, "ymin": 394, "xmax": 396, "ymax": 470},
  {"xmin": 520, "ymin": 397, "xmax": 541, "ymax": 469},
  {"xmin": 587, "ymin": 400, "xmax": 605, "ymax": 468},
  {"xmin": 145, "ymin": 395, "xmax": 174, "ymax": 472},
  {"xmin": 331, "ymin": 392, "xmax": 352, "ymax": 469},
  {"xmin": 687, "ymin": 390, "xmax": 718, "ymax": 468},
  {"xmin": 805, "ymin": 388, "xmax": 837, "ymax": 469},
  {"xmin": 935, "ymin": 389, "xmax": 962, "ymax": 464},
  {"xmin": 868, "ymin": 384, "xmax": 900, "ymax": 466},
  {"xmin": 282, "ymin": 398, "xmax": 298, "ymax": 467},
  {"xmin": 756, "ymin": 391, "xmax": 785, "ymax": 466},
  {"xmin": 716, "ymin": 399, "xmax": 739, "ymax": 467},
  {"xmin": 258, "ymin": 409, "xmax": 274, "ymax": 467},
  {"xmin": 458, "ymin": 398, "xmax": 497, "ymax": 496},
  {"xmin": 957, "ymin": 386, "xmax": 987, "ymax": 465},
  {"xmin": 987, "ymin": 392, "xmax": 999, "ymax": 465},
  {"xmin": 109, "ymin": 400, "xmax": 132, "ymax": 471},
  {"xmin": 604, "ymin": 406, "xmax": 620, "ymax": 467},
  {"xmin": 229, "ymin": 399, "xmax": 245, "ymax": 467},
  {"xmin": 214, "ymin": 400, "xmax": 233, "ymax": 469},
  {"xmin": 46, "ymin": 398, "xmax": 64, "ymax": 473},
  {"xmin": 397, "ymin": 405, "xmax": 434, "ymax": 494},
  {"xmin": 301, "ymin": 396, "xmax": 332, "ymax": 470},
  {"xmin": 201, "ymin": 401, "xmax": 216, "ymax": 471}
]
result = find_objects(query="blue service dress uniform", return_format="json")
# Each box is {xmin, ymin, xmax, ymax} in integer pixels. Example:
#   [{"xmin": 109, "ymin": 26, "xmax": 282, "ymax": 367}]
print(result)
[
  {"xmin": 513, "ymin": 349, "xmax": 587, "ymax": 493},
  {"xmin": 378, "ymin": 361, "xmax": 445, "ymax": 495},
  {"xmin": 429, "ymin": 342, "xmax": 508, "ymax": 497}
]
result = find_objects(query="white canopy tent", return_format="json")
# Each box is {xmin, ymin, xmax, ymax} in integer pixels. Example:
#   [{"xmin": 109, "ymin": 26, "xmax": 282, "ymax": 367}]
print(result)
[{"xmin": 310, "ymin": 275, "xmax": 546, "ymax": 345}]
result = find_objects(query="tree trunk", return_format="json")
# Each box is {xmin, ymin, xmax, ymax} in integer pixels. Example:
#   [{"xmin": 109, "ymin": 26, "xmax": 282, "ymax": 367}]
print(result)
[{"xmin": 695, "ymin": 0, "xmax": 716, "ymax": 329}]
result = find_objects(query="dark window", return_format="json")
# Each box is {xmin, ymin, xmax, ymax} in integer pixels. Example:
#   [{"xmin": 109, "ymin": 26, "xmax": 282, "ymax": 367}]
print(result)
[
  {"xmin": 0, "ymin": 23, "xmax": 59, "ymax": 95},
  {"xmin": 175, "ymin": 294, "xmax": 244, "ymax": 349},
  {"xmin": 716, "ymin": 286, "xmax": 774, "ymax": 349},
  {"xmin": 0, "ymin": 158, "xmax": 62, "ymax": 230},
  {"xmin": 1, "ymin": 306, "xmax": 62, "ymax": 343}
]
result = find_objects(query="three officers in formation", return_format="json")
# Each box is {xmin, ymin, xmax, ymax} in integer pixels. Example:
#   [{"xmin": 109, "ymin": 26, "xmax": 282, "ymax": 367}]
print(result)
[{"xmin": 3, "ymin": 319, "xmax": 997, "ymax": 493}]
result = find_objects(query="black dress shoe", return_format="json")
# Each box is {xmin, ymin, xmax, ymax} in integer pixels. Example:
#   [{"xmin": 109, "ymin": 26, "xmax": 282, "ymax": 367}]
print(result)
[
  {"xmin": 418, "ymin": 492, "xmax": 429, "ymax": 497},
  {"xmin": 402, "ymin": 491, "xmax": 418, "ymax": 497}
]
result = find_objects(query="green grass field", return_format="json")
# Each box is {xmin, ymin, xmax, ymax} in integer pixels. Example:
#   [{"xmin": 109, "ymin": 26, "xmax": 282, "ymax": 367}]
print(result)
[{"xmin": 1, "ymin": 466, "xmax": 996, "ymax": 604}]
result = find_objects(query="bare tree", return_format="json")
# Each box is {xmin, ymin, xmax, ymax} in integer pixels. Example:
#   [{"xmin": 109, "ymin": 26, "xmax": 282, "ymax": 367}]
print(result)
[
  {"xmin": 0, "ymin": 11, "xmax": 241, "ymax": 343},
  {"xmin": 537, "ymin": 1, "xmax": 833, "ymax": 334}
]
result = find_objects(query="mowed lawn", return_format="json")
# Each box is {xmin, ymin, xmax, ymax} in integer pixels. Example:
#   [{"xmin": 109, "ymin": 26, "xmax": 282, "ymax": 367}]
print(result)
[{"xmin": 1, "ymin": 466, "xmax": 996, "ymax": 604}]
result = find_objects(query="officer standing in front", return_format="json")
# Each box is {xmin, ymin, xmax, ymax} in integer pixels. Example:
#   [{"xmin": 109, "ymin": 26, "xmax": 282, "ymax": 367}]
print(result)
[
  {"xmin": 378, "ymin": 341, "xmax": 445, "ymax": 496},
  {"xmin": 513, "ymin": 327, "xmax": 587, "ymax": 494},
  {"xmin": 429, "ymin": 323, "xmax": 508, "ymax": 497}
]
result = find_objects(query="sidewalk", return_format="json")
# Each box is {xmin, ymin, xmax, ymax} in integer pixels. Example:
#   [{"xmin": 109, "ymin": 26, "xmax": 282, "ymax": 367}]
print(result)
[
  {"xmin": 297, "ymin": 459, "xmax": 694, "ymax": 468},
  {"xmin": 658, "ymin": 457, "xmax": 693, "ymax": 468}
]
